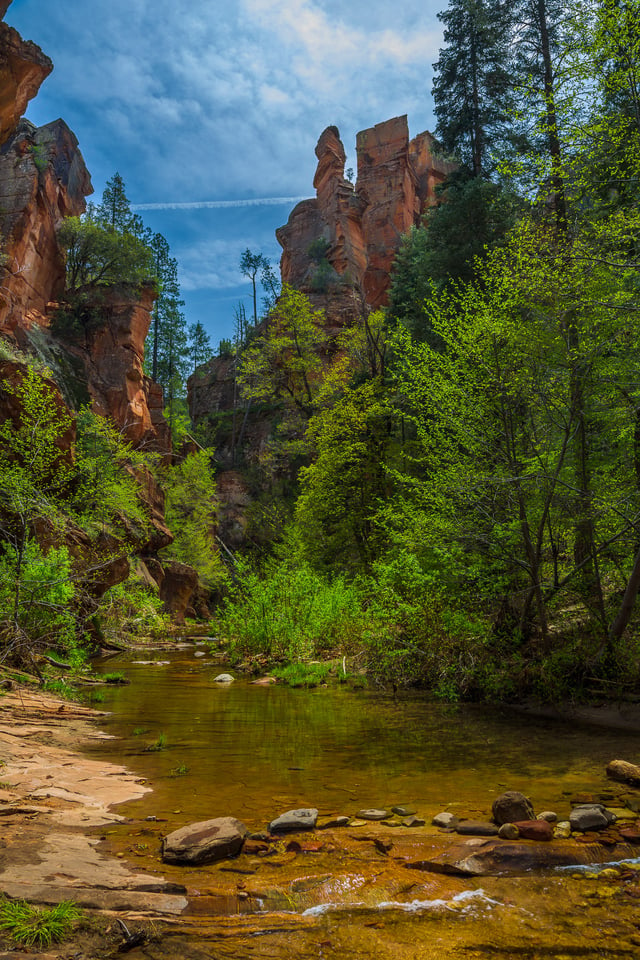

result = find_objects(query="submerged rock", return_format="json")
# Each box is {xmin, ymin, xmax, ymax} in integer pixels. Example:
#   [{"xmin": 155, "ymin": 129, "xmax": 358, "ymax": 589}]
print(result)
[
  {"xmin": 213, "ymin": 673, "xmax": 235, "ymax": 684},
  {"xmin": 269, "ymin": 808, "xmax": 318, "ymax": 833},
  {"xmin": 607, "ymin": 759, "xmax": 640, "ymax": 786},
  {"xmin": 162, "ymin": 817, "xmax": 248, "ymax": 865},
  {"xmin": 492, "ymin": 791, "xmax": 535, "ymax": 825}
]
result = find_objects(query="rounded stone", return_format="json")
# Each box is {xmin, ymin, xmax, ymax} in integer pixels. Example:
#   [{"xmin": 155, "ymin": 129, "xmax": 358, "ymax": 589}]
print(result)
[
  {"xmin": 492, "ymin": 791, "xmax": 534, "ymax": 826},
  {"xmin": 498, "ymin": 823, "xmax": 520, "ymax": 840},
  {"xmin": 213, "ymin": 673, "xmax": 235, "ymax": 683},
  {"xmin": 391, "ymin": 805, "xmax": 417, "ymax": 817},
  {"xmin": 432, "ymin": 811, "xmax": 459, "ymax": 829},
  {"xmin": 269, "ymin": 808, "xmax": 318, "ymax": 833},
  {"xmin": 455, "ymin": 820, "xmax": 499, "ymax": 837},
  {"xmin": 537, "ymin": 811, "xmax": 558, "ymax": 823},
  {"xmin": 356, "ymin": 809, "xmax": 389, "ymax": 821}
]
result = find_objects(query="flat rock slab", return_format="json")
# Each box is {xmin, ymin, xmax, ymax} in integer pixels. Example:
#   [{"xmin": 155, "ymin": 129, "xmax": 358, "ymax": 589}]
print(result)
[
  {"xmin": 455, "ymin": 821, "xmax": 499, "ymax": 837},
  {"xmin": 269, "ymin": 808, "xmax": 318, "ymax": 833},
  {"xmin": 356, "ymin": 809, "xmax": 389, "ymax": 821},
  {"xmin": 162, "ymin": 817, "xmax": 248, "ymax": 864}
]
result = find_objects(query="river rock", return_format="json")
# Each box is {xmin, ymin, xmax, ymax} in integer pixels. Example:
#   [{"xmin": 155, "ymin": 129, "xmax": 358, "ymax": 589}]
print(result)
[
  {"xmin": 492, "ymin": 791, "xmax": 534, "ymax": 825},
  {"xmin": 356, "ymin": 809, "xmax": 389, "ymax": 820},
  {"xmin": 455, "ymin": 820, "xmax": 499, "ymax": 837},
  {"xmin": 554, "ymin": 821, "xmax": 571, "ymax": 839},
  {"xmin": 162, "ymin": 817, "xmax": 248, "ymax": 864},
  {"xmin": 269, "ymin": 808, "xmax": 318, "ymax": 833},
  {"xmin": 607, "ymin": 759, "xmax": 640, "ymax": 786},
  {"xmin": 402, "ymin": 815, "xmax": 426, "ymax": 827},
  {"xmin": 432, "ymin": 811, "xmax": 459, "ymax": 829},
  {"xmin": 570, "ymin": 805, "xmax": 614, "ymax": 832},
  {"xmin": 513, "ymin": 819, "xmax": 553, "ymax": 841},
  {"xmin": 537, "ymin": 811, "xmax": 558, "ymax": 823},
  {"xmin": 317, "ymin": 815, "xmax": 350, "ymax": 829},
  {"xmin": 213, "ymin": 673, "xmax": 234, "ymax": 684},
  {"xmin": 391, "ymin": 805, "xmax": 416, "ymax": 817},
  {"xmin": 498, "ymin": 823, "xmax": 520, "ymax": 840},
  {"xmin": 619, "ymin": 826, "xmax": 640, "ymax": 843}
]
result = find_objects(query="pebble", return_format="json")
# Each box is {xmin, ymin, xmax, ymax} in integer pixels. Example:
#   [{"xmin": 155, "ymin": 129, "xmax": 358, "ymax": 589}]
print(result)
[{"xmin": 537, "ymin": 811, "xmax": 558, "ymax": 822}]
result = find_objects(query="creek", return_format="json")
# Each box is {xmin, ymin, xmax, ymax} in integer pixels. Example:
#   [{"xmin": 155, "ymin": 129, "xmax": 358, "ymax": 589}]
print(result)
[{"xmin": 88, "ymin": 645, "xmax": 640, "ymax": 959}]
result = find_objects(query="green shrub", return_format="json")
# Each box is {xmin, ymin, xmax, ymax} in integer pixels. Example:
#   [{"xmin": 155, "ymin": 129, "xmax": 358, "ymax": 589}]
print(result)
[
  {"xmin": 98, "ymin": 576, "xmax": 170, "ymax": 639},
  {"xmin": 215, "ymin": 557, "xmax": 370, "ymax": 661},
  {"xmin": 0, "ymin": 898, "xmax": 82, "ymax": 948}
]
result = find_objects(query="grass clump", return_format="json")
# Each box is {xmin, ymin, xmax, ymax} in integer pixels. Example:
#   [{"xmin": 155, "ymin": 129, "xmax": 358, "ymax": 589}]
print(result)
[
  {"xmin": 0, "ymin": 898, "xmax": 82, "ymax": 948},
  {"xmin": 271, "ymin": 661, "xmax": 337, "ymax": 688},
  {"xmin": 144, "ymin": 732, "xmax": 167, "ymax": 752}
]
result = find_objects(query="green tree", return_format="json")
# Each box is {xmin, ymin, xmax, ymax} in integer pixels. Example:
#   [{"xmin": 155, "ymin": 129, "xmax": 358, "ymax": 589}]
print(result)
[
  {"xmin": 161, "ymin": 450, "xmax": 226, "ymax": 588},
  {"xmin": 240, "ymin": 248, "xmax": 268, "ymax": 326},
  {"xmin": 0, "ymin": 366, "xmax": 77, "ymax": 670},
  {"xmin": 432, "ymin": 0, "xmax": 515, "ymax": 176},
  {"xmin": 96, "ymin": 171, "xmax": 144, "ymax": 236}
]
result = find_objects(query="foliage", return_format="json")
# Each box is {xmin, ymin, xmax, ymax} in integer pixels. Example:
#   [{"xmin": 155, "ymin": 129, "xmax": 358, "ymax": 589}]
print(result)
[
  {"xmin": 432, "ymin": 0, "xmax": 515, "ymax": 176},
  {"xmin": 388, "ymin": 173, "xmax": 519, "ymax": 341},
  {"xmin": 98, "ymin": 575, "xmax": 170, "ymax": 639},
  {"xmin": 0, "ymin": 541, "xmax": 78, "ymax": 668},
  {"xmin": 0, "ymin": 898, "xmax": 82, "ymax": 948},
  {"xmin": 270, "ymin": 660, "xmax": 336, "ymax": 687},
  {"xmin": 215, "ymin": 552, "xmax": 371, "ymax": 661},
  {"xmin": 57, "ymin": 216, "xmax": 154, "ymax": 294},
  {"xmin": 161, "ymin": 450, "xmax": 228, "ymax": 589},
  {"xmin": 74, "ymin": 406, "xmax": 153, "ymax": 538}
]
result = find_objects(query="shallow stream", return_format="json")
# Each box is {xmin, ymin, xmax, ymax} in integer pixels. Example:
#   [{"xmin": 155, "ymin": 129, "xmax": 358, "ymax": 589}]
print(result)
[{"xmin": 88, "ymin": 646, "xmax": 640, "ymax": 958}]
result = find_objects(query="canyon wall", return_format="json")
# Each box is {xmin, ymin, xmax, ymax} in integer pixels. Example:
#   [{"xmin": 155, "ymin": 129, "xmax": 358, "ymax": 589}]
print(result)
[
  {"xmin": 276, "ymin": 115, "xmax": 457, "ymax": 327},
  {"xmin": 0, "ymin": 2, "xmax": 169, "ymax": 453}
]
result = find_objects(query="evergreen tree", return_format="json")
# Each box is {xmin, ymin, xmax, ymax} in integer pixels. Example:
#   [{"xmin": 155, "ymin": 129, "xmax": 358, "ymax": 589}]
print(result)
[
  {"xmin": 95, "ymin": 172, "xmax": 144, "ymax": 235},
  {"xmin": 432, "ymin": 0, "xmax": 514, "ymax": 176}
]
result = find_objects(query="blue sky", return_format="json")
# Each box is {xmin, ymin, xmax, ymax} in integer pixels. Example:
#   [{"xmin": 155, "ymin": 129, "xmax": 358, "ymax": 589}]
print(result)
[{"xmin": 8, "ymin": 0, "xmax": 444, "ymax": 346}]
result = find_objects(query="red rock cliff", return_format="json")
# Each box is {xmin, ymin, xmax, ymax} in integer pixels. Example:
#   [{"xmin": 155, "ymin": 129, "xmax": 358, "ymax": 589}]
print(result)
[
  {"xmin": 0, "ymin": 6, "xmax": 170, "ymax": 454},
  {"xmin": 277, "ymin": 116, "xmax": 457, "ymax": 323}
]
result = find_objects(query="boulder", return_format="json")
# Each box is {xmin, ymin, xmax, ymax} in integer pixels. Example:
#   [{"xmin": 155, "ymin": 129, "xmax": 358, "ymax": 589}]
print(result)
[
  {"xmin": 512, "ymin": 819, "xmax": 553, "ymax": 841},
  {"xmin": 492, "ymin": 791, "xmax": 535, "ymax": 825},
  {"xmin": 607, "ymin": 759, "xmax": 640, "ymax": 786},
  {"xmin": 269, "ymin": 808, "xmax": 318, "ymax": 833},
  {"xmin": 570, "ymin": 805, "xmax": 614, "ymax": 832},
  {"xmin": 162, "ymin": 817, "xmax": 248, "ymax": 865}
]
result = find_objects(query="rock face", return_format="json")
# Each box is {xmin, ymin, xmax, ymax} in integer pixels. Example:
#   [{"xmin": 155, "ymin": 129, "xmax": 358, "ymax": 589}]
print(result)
[
  {"xmin": 0, "ymin": 19, "xmax": 52, "ymax": 146},
  {"xmin": 277, "ymin": 116, "xmax": 456, "ymax": 326},
  {"xmin": 162, "ymin": 817, "xmax": 248, "ymax": 865},
  {"xmin": 60, "ymin": 285, "xmax": 171, "ymax": 450}
]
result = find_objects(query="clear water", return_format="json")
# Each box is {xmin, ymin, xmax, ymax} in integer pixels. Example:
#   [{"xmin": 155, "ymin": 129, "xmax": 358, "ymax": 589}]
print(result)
[{"xmin": 87, "ymin": 647, "xmax": 640, "ymax": 959}]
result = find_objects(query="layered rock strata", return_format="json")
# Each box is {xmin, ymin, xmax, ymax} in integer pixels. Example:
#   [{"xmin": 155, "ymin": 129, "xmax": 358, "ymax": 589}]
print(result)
[{"xmin": 277, "ymin": 115, "xmax": 457, "ymax": 324}]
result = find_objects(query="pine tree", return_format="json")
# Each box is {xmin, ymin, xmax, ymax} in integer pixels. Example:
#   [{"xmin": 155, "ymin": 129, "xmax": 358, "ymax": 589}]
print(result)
[
  {"xmin": 432, "ymin": 0, "xmax": 514, "ymax": 177},
  {"xmin": 96, "ymin": 172, "xmax": 144, "ymax": 235}
]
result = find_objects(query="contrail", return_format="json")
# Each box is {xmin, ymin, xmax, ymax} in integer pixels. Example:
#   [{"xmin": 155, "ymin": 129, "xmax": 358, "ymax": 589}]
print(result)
[{"xmin": 131, "ymin": 196, "xmax": 308, "ymax": 211}]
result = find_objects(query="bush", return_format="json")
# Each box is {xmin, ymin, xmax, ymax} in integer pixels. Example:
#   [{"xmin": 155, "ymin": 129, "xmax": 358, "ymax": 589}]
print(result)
[
  {"xmin": 98, "ymin": 575, "xmax": 170, "ymax": 639},
  {"xmin": 215, "ymin": 557, "xmax": 370, "ymax": 661}
]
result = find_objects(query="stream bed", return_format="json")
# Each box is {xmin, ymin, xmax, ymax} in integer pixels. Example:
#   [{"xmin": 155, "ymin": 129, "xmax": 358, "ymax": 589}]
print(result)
[{"xmin": 87, "ymin": 645, "xmax": 640, "ymax": 958}]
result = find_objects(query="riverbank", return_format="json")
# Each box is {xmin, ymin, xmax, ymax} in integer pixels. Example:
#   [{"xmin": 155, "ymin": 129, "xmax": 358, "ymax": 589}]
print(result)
[{"xmin": 0, "ymin": 685, "xmax": 190, "ymax": 956}]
